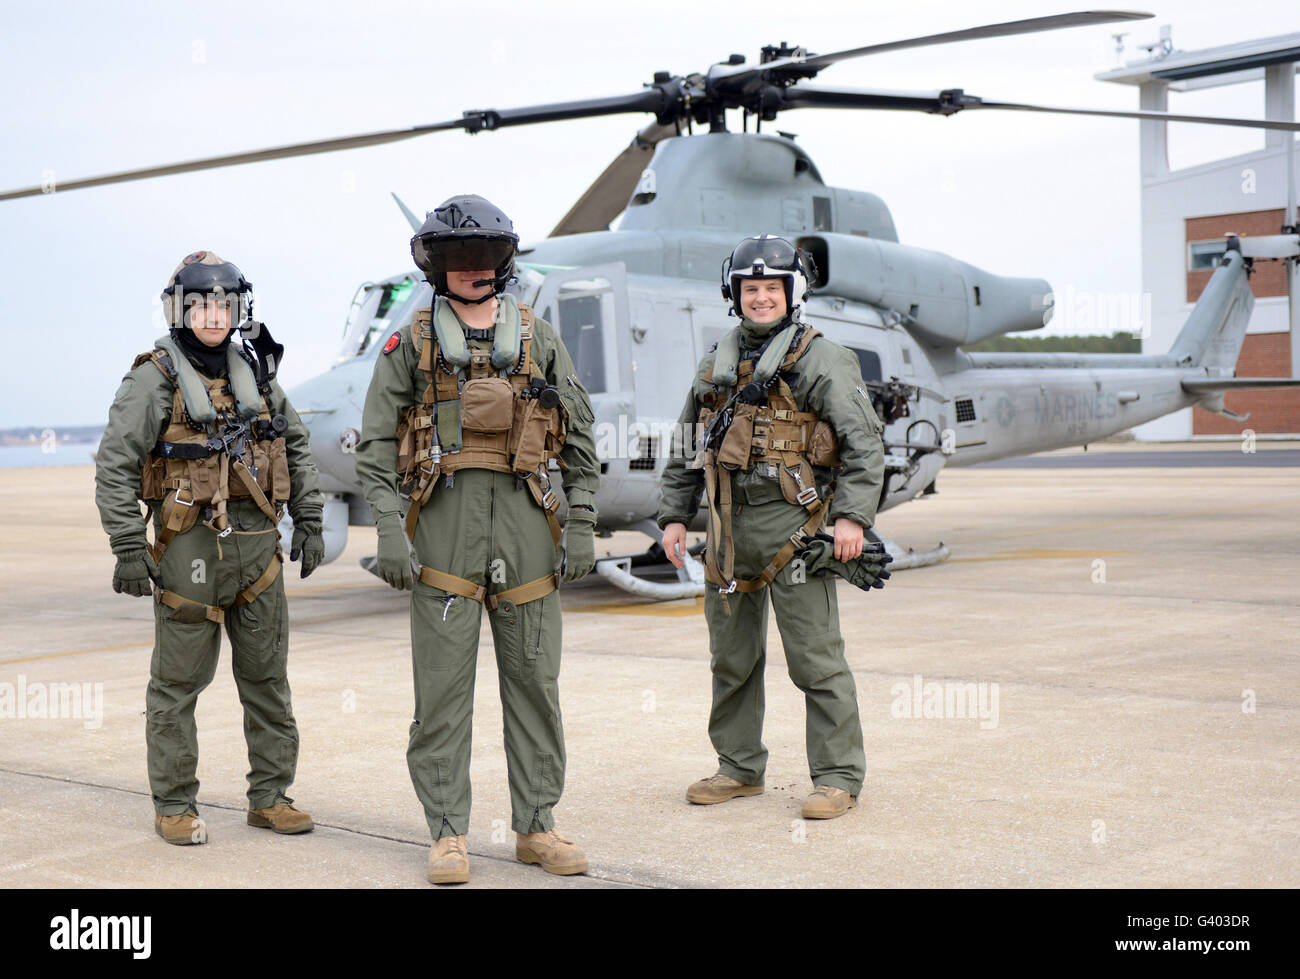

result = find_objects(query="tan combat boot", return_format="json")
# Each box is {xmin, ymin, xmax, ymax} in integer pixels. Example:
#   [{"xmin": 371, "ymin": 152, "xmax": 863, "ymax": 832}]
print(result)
[
  {"xmin": 428, "ymin": 835, "xmax": 470, "ymax": 885},
  {"xmin": 800, "ymin": 785, "xmax": 857, "ymax": 819},
  {"xmin": 247, "ymin": 800, "xmax": 314, "ymax": 834},
  {"xmin": 155, "ymin": 811, "xmax": 207, "ymax": 846},
  {"xmin": 516, "ymin": 828, "xmax": 588, "ymax": 876},
  {"xmin": 686, "ymin": 773, "xmax": 764, "ymax": 805}
]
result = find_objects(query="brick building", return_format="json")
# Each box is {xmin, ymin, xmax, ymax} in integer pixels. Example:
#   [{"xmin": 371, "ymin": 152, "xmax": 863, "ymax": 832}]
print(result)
[{"xmin": 1098, "ymin": 31, "xmax": 1300, "ymax": 437}]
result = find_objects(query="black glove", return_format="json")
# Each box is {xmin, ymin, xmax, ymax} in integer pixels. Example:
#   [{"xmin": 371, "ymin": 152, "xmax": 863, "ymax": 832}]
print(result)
[
  {"xmin": 375, "ymin": 514, "xmax": 414, "ymax": 591},
  {"xmin": 112, "ymin": 548, "xmax": 158, "ymax": 598},
  {"xmin": 563, "ymin": 507, "xmax": 598, "ymax": 582},
  {"xmin": 291, "ymin": 522, "xmax": 325, "ymax": 579},
  {"xmin": 796, "ymin": 533, "xmax": 893, "ymax": 591}
]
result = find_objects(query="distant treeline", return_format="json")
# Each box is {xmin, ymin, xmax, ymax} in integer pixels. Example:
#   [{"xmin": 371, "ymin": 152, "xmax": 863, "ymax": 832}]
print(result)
[
  {"xmin": 965, "ymin": 331, "xmax": 1143, "ymax": 354},
  {"xmin": 0, "ymin": 425, "xmax": 104, "ymax": 445}
]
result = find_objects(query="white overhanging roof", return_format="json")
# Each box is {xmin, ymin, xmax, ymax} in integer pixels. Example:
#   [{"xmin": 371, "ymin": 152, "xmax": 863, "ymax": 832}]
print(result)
[{"xmin": 1096, "ymin": 32, "xmax": 1300, "ymax": 90}]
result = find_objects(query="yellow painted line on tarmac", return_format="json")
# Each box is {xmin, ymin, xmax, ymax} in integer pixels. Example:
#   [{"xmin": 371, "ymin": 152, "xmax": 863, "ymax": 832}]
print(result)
[
  {"xmin": 958, "ymin": 498, "xmax": 1300, "ymax": 545},
  {"xmin": 0, "ymin": 641, "xmax": 151, "ymax": 666},
  {"xmin": 948, "ymin": 548, "xmax": 1136, "ymax": 563},
  {"xmin": 569, "ymin": 596, "xmax": 706, "ymax": 617}
]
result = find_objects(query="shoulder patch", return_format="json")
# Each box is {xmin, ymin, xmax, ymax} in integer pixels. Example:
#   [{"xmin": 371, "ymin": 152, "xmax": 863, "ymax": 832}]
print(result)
[{"xmin": 383, "ymin": 331, "xmax": 402, "ymax": 354}]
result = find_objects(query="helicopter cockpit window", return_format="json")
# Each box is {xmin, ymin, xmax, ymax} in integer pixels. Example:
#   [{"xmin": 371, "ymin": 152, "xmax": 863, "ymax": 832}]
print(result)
[
  {"xmin": 337, "ymin": 276, "xmax": 420, "ymax": 362},
  {"xmin": 850, "ymin": 347, "xmax": 882, "ymax": 383}
]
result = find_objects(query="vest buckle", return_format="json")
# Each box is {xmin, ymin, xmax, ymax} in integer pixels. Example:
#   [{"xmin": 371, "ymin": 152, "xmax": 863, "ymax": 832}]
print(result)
[{"xmin": 796, "ymin": 486, "xmax": 818, "ymax": 506}]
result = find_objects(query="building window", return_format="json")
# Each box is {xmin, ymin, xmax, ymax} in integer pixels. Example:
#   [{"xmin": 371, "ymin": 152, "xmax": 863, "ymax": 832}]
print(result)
[{"xmin": 1188, "ymin": 239, "xmax": 1228, "ymax": 271}]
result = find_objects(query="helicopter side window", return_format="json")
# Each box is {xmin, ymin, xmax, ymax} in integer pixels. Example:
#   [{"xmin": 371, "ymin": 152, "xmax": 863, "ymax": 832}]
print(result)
[
  {"xmin": 849, "ymin": 347, "xmax": 882, "ymax": 383},
  {"xmin": 549, "ymin": 294, "xmax": 607, "ymax": 393}
]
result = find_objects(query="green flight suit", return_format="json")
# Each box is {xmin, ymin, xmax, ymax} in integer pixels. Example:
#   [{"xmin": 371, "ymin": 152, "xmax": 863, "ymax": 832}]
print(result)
[
  {"xmin": 657, "ymin": 319, "xmax": 886, "ymax": 796},
  {"xmin": 355, "ymin": 304, "xmax": 600, "ymax": 840},
  {"xmin": 95, "ymin": 346, "xmax": 323, "ymax": 816}
]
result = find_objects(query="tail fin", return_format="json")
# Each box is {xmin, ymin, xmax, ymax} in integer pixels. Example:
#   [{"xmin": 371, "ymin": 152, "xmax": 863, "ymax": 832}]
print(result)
[
  {"xmin": 1168, "ymin": 249, "xmax": 1254, "ymax": 369},
  {"xmin": 391, "ymin": 192, "xmax": 422, "ymax": 233}
]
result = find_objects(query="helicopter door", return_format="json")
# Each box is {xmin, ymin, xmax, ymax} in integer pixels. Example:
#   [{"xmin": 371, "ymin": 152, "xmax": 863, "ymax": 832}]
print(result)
[{"xmin": 532, "ymin": 264, "xmax": 639, "ymax": 512}]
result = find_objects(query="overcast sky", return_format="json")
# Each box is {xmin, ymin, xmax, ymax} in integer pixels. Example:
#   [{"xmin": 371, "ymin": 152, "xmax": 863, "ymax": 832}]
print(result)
[{"xmin": 2, "ymin": 0, "xmax": 1297, "ymax": 427}]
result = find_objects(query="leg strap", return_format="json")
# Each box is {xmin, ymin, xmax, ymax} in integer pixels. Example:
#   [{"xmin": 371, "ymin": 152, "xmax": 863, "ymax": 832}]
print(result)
[
  {"xmin": 234, "ymin": 552, "xmax": 282, "ymax": 607},
  {"xmin": 486, "ymin": 572, "xmax": 558, "ymax": 611},
  {"xmin": 418, "ymin": 566, "xmax": 487, "ymax": 603},
  {"xmin": 416, "ymin": 566, "xmax": 557, "ymax": 611},
  {"xmin": 158, "ymin": 589, "xmax": 225, "ymax": 624},
  {"xmin": 156, "ymin": 551, "xmax": 282, "ymax": 624}
]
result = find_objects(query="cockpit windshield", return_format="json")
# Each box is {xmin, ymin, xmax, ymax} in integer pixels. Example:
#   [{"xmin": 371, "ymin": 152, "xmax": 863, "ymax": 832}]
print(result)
[
  {"xmin": 336, "ymin": 264, "xmax": 546, "ymax": 364},
  {"xmin": 337, "ymin": 275, "xmax": 426, "ymax": 362}
]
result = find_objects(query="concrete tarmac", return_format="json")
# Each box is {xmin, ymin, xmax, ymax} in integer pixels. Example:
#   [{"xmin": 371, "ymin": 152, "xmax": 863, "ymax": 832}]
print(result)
[{"xmin": 1, "ymin": 445, "xmax": 1296, "ymax": 889}]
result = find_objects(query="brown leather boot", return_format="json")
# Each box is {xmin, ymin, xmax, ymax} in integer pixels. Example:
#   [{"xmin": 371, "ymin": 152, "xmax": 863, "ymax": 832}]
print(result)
[
  {"xmin": 800, "ymin": 785, "xmax": 857, "ymax": 819},
  {"xmin": 247, "ymin": 800, "xmax": 314, "ymax": 834},
  {"xmin": 155, "ymin": 811, "xmax": 206, "ymax": 846},
  {"xmin": 686, "ymin": 773, "xmax": 764, "ymax": 805},
  {"xmin": 516, "ymin": 829, "xmax": 588, "ymax": 875},
  {"xmin": 427, "ymin": 835, "xmax": 469, "ymax": 885}
]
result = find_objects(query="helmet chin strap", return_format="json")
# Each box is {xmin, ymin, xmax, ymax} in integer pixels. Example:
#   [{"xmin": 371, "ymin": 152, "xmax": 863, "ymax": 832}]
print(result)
[{"xmin": 445, "ymin": 289, "xmax": 498, "ymax": 305}]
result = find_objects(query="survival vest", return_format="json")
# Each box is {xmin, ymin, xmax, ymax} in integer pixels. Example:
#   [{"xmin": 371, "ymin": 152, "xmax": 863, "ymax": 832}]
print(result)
[
  {"xmin": 133, "ymin": 336, "xmax": 290, "ymax": 623},
  {"xmin": 394, "ymin": 297, "xmax": 568, "ymax": 612},
  {"xmin": 695, "ymin": 325, "xmax": 843, "ymax": 607}
]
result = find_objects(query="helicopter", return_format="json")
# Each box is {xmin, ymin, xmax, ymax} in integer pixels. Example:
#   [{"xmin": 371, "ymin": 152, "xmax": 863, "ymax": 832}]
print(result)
[{"xmin": 7, "ymin": 10, "xmax": 1300, "ymax": 599}]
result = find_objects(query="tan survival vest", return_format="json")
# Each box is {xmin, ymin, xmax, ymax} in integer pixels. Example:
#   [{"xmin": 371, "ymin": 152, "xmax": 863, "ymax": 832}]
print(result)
[
  {"xmin": 134, "ymin": 345, "xmax": 290, "ymax": 623},
  {"xmin": 395, "ymin": 302, "xmax": 568, "ymax": 611},
  {"xmin": 696, "ymin": 327, "xmax": 842, "ymax": 606}
]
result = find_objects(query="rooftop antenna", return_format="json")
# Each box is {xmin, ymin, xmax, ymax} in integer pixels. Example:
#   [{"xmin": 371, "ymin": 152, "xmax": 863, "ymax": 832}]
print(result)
[{"xmin": 1111, "ymin": 32, "xmax": 1127, "ymax": 66}]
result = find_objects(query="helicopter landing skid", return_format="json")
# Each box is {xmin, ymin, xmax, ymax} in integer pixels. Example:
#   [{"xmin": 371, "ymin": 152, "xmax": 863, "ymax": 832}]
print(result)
[
  {"xmin": 592, "ymin": 522, "xmax": 949, "ymax": 600},
  {"xmin": 867, "ymin": 529, "xmax": 950, "ymax": 571}
]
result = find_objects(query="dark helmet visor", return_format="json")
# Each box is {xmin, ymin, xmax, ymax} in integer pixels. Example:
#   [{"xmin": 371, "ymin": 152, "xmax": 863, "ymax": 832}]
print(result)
[
  {"xmin": 730, "ymin": 236, "xmax": 799, "ymax": 274},
  {"xmin": 172, "ymin": 261, "xmax": 248, "ymax": 295},
  {"xmin": 412, "ymin": 232, "xmax": 516, "ymax": 276}
]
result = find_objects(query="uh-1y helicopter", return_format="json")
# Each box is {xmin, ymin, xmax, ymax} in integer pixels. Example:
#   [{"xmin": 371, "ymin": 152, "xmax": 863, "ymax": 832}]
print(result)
[{"xmin": 8, "ymin": 11, "xmax": 1300, "ymax": 598}]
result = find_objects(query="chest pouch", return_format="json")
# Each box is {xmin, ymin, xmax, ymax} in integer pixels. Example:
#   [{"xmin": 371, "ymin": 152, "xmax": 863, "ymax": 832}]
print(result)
[
  {"xmin": 459, "ymin": 376, "xmax": 516, "ymax": 433},
  {"xmin": 716, "ymin": 403, "xmax": 756, "ymax": 469},
  {"xmin": 511, "ymin": 397, "xmax": 559, "ymax": 475}
]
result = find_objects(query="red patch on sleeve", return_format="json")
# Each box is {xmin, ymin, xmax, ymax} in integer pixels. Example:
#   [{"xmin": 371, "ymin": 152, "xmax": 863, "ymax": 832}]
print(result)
[{"xmin": 383, "ymin": 332, "xmax": 401, "ymax": 354}]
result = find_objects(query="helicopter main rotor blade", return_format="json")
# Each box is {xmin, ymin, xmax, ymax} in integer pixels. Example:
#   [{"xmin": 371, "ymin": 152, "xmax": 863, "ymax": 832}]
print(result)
[
  {"xmin": 801, "ymin": 10, "xmax": 1153, "ymax": 71},
  {"xmin": 709, "ymin": 10, "xmax": 1153, "ymax": 89},
  {"xmin": 780, "ymin": 84, "xmax": 1300, "ymax": 132},
  {"xmin": 0, "ymin": 91, "xmax": 669, "ymax": 202},
  {"xmin": 550, "ymin": 121, "xmax": 678, "ymax": 237},
  {"xmin": 0, "ymin": 123, "xmax": 461, "ymax": 201}
]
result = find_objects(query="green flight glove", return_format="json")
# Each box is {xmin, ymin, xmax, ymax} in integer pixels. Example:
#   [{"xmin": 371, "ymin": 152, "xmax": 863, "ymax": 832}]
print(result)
[
  {"xmin": 796, "ymin": 533, "xmax": 893, "ymax": 591},
  {"xmin": 112, "ymin": 548, "xmax": 158, "ymax": 598},
  {"xmin": 291, "ymin": 521, "xmax": 325, "ymax": 579},
  {"xmin": 375, "ymin": 513, "xmax": 414, "ymax": 591},
  {"xmin": 563, "ymin": 506, "xmax": 598, "ymax": 582}
]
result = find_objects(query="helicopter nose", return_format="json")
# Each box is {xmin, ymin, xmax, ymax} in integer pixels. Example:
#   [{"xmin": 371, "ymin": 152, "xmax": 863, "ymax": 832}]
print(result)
[{"xmin": 286, "ymin": 366, "xmax": 365, "ymax": 494}]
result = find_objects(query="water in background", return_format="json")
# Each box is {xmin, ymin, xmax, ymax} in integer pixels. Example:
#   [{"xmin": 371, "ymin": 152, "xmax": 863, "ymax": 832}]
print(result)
[{"xmin": 0, "ymin": 444, "xmax": 98, "ymax": 468}]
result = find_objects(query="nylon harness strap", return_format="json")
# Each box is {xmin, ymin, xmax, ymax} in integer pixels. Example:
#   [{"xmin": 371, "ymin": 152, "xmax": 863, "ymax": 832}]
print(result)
[
  {"xmin": 522, "ymin": 474, "xmax": 563, "ymax": 548},
  {"xmin": 702, "ymin": 488, "xmax": 834, "ymax": 607},
  {"xmin": 417, "ymin": 565, "xmax": 558, "ymax": 611},
  {"xmin": 156, "ymin": 552, "xmax": 284, "ymax": 624}
]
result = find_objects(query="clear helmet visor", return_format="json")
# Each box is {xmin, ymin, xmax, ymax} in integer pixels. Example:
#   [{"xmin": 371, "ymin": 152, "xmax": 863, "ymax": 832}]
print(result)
[{"xmin": 180, "ymin": 290, "xmax": 244, "ymax": 333}]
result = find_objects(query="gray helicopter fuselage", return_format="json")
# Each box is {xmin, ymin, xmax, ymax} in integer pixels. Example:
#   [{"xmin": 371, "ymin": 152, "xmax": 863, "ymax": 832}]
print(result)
[{"xmin": 286, "ymin": 131, "xmax": 1265, "ymax": 566}]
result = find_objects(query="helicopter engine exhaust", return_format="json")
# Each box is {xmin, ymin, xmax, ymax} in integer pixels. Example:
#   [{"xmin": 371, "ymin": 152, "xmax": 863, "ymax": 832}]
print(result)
[{"xmin": 798, "ymin": 232, "xmax": 1053, "ymax": 348}]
